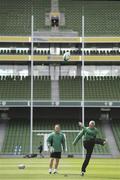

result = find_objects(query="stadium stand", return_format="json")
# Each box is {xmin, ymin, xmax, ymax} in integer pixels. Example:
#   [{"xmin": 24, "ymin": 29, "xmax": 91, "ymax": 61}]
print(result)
[
  {"xmin": 33, "ymin": 0, "xmax": 51, "ymax": 31},
  {"xmin": 2, "ymin": 119, "xmax": 30, "ymax": 154},
  {"xmin": 60, "ymin": 49, "xmax": 120, "ymax": 56},
  {"xmin": 1, "ymin": 75, "xmax": 120, "ymax": 101},
  {"xmin": 0, "ymin": 0, "xmax": 120, "ymax": 36},
  {"xmin": 59, "ymin": 0, "xmax": 82, "ymax": 34},
  {"xmin": 111, "ymin": 120, "xmax": 120, "ymax": 151},
  {"xmin": 0, "ymin": 76, "xmax": 51, "ymax": 100},
  {"xmin": 33, "ymin": 76, "xmax": 51, "ymax": 100},
  {"xmin": 0, "ymin": 47, "xmax": 50, "ymax": 55},
  {"xmin": 1, "ymin": 76, "xmax": 120, "ymax": 101},
  {"xmin": 0, "ymin": 0, "xmax": 50, "ymax": 35},
  {"xmin": 59, "ymin": 76, "xmax": 120, "ymax": 101},
  {"xmin": 2, "ymin": 118, "xmax": 110, "ymax": 154},
  {"xmin": 59, "ymin": 76, "xmax": 81, "ymax": 100},
  {"xmin": 59, "ymin": 0, "xmax": 120, "ymax": 36}
]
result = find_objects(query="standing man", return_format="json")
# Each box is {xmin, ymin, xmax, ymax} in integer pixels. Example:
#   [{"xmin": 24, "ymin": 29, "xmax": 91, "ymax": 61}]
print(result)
[
  {"xmin": 47, "ymin": 124, "xmax": 66, "ymax": 174},
  {"xmin": 73, "ymin": 120, "xmax": 106, "ymax": 176},
  {"xmin": 38, "ymin": 142, "xmax": 44, "ymax": 158}
]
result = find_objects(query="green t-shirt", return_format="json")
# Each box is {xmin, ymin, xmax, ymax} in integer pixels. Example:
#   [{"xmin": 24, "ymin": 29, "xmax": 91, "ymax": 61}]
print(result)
[
  {"xmin": 73, "ymin": 127, "xmax": 98, "ymax": 145},
  {"xmin": 47, "ymin": 132, "xmax": 65, "ymax": 152}
]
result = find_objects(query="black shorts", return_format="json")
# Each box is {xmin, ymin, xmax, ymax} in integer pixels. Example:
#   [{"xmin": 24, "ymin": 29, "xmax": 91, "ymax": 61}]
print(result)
[{"xmin": 50, "ymin": 152, "xmax": 61, "ymax": 159}]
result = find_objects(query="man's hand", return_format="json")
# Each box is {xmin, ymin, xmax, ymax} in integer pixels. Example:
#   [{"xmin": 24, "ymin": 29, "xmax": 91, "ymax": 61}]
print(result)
[
  {"xmin": 78, "ymin": 122, "xmax": 83, "ymax": 127},
  {"xmin": 49, "ymin": 146, "xmax": 54, "ymax": 153}
]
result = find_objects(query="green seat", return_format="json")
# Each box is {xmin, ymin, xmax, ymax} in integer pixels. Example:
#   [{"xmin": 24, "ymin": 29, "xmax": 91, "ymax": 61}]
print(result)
[
  {"xmin": 0, "ymin": 76, "xmax": 51, "ymax": 100},
  {"xmin": 59, "ymin": 0, "xmax": 120, "ymax": 36},
  {"xmin": 59, "ymin": 76, "xmax": 120, "ymax": 101},
  {"xmin": 0, "ymin": 0, "xmax": 51, "ymax": 35}
]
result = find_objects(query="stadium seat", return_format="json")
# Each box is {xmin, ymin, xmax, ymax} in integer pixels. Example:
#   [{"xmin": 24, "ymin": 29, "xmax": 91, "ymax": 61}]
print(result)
[
  {"xmin": 111, "ymin": 120, "xmax": 120, "ymax": 151},
  {"xmin": 0, "ymin": 0, "xmax": 51, "ymax": 35},
  {"xmin": 59, "ymin": 76, "xmax": 120, "ymax": 101},
  {"xmin": 59, "ymin": 0, "xmax": 120, "ymax": 36},
  {"xmin": 0, "ymin": 76, "xmax": 51, "ymax": 100}
]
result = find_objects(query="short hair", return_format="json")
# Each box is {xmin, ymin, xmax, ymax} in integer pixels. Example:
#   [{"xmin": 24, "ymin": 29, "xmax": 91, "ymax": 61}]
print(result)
[
  {"xmin": 55, "ymin": 124, "xmax": 60, "ymax": 128},
  {"xmin": 89, "ymin": 120, "xmax": 95, "ymax": 126}
]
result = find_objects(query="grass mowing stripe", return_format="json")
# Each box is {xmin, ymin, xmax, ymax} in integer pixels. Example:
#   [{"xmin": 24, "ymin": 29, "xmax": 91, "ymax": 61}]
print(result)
[{"xmin": 0, "ymin": 158, "xmax": 120, "ymax": 180}]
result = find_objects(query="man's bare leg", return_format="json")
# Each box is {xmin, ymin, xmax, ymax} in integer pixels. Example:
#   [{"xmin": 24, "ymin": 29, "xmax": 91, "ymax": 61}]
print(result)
[
  {"xmin": 49, "ymin": 158, "xmax": 54, "ymax": 174},
  {"xmin": 53, "ymin": 158, "xmax": 60, "ymax": 174}
]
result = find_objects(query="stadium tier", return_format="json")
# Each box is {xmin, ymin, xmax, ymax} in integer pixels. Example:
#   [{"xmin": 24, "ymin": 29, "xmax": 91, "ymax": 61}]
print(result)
[
  {"xmin": 59, "ymin": 0, "xmax": 120, "ymax": 36},
  {"xmin": 0, "ymin": 0, "xmax": 120, "ymax": 36},
  {"xmin": 59, "ymin": 76, "xmax": 120, "ymax": 101},
  {"xmin": 1, "ymin": 76, "xmax": 120, "ymax": 101},
  {"xmin": 0, "ymin": 0, "xmax": 50, "ymax": 35},
  {"xmin": 2, "ymin": 119, "xmax": 110, "ymax": 155},
  {"xmin": 111, "ymin": 120, "xmax": 120, "ymax": 151},
  {"xmin": 0, "ymin": 76, "xmax": 51, "ymax": 100}
]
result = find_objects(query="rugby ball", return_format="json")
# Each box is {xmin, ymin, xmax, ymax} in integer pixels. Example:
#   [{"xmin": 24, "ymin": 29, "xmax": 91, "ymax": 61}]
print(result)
[
  {"xmin": 18, "ymin": 164, "xmax": 25, "ymax": 169},
  {"xmin": 63, "ymin": 51, "xmax": 70, "ymax": 61}
]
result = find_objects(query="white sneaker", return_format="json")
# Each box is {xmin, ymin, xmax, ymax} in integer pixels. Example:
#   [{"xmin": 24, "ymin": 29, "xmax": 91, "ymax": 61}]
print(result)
[
  {"xmin": 103, "ymin": 139, "xmax": 107, "ymax": 145},
  {"xmin": 81, "ymin": 171, "xmax": 85, "ymax": 176},
  {"xmin": 53, "ymin": 169, "xmax": 57, "ymax": 174},
  {"xmin": 49, "ymin": 169, "xmax": 52, "ymax": 174}
]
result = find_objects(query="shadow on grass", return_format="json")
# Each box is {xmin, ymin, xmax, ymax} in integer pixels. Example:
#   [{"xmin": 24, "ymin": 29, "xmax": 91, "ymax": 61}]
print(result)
[{"xmin": 60, "ymin": 174, "xmax": 120, "ymax": 179}]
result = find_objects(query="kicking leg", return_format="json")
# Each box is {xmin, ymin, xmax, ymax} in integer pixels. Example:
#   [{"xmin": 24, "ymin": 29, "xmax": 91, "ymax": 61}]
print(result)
[{"xmin": 95, "ymin": 138, "xmax": 106, "ymax": 145}]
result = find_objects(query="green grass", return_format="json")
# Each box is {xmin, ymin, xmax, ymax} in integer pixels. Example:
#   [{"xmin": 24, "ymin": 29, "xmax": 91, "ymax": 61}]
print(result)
[{"xmin": 0, "ymin": 158, "xmax": 120, "ymax": 180}]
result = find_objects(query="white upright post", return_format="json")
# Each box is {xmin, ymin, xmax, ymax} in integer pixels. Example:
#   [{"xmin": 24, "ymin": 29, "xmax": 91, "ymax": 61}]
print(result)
[
  {"xmin": 82, "ymin": 14, "xmax": 85, "ymax": 158},
  {"xmin": 30, "ymin": 15, "xmax": 34, "ymax": 154}
]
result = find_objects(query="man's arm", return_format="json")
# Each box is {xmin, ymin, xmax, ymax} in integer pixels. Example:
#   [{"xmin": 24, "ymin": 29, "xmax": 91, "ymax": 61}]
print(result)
[
  {"xmin": 47, "ymin": 134, "xmax": 53, "ymax": 148},
  {"xmin": 72, "ymin": 129, "xmax": 84, "ymax": 146},
  {"xmin": 47, "ymin": 134, "xmax": 54, "ymax": 152},
  {"xmin": 62, "ymin": 134, "xmax": 66, "ymax": 152}
]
